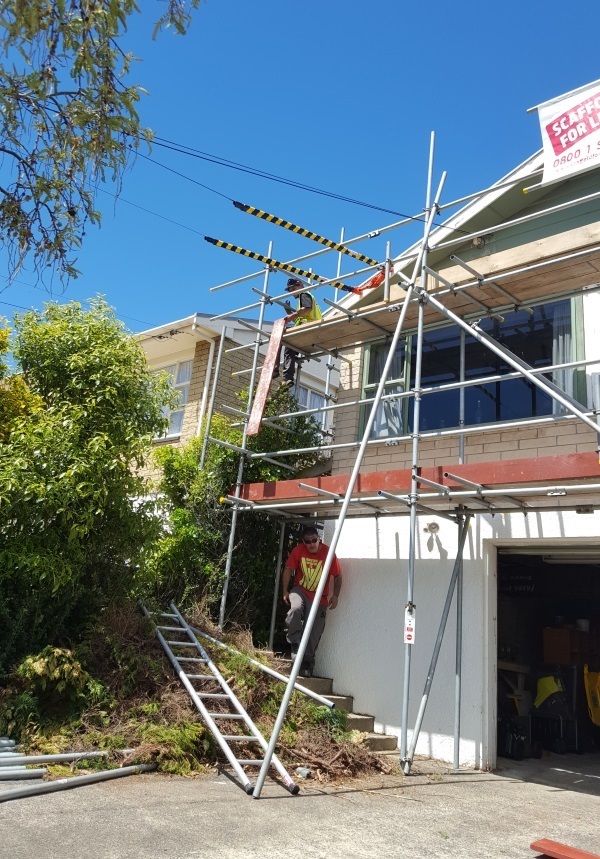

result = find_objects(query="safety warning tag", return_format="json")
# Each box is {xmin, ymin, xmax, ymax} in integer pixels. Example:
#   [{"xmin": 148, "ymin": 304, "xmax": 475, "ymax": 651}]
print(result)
[{"xmin": 404, "ymin": 608, "xmax": 415, "ymax": 645}]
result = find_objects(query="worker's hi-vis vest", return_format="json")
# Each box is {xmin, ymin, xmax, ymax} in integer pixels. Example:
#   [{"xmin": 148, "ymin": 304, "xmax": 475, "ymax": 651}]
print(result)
[{"xmin": 294, "ymin": 293, "xmax": 322, "ymax": 325}]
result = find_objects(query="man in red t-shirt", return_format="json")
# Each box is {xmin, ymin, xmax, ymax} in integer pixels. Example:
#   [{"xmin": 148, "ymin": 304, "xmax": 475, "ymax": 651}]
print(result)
[{"xmin": 282, "ymin": 526, "xmax": 342, "ymax": 678}]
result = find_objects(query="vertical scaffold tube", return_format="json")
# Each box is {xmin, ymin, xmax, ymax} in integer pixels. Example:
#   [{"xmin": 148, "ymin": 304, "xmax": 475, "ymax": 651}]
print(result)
[
  {"xmin": 454, "ymin": 528, "xmax": 464, "ymax": 770},
  {"xmin": 252, "ymin": 172, "xmax": 447, "ymax": 799},
  {"xmin": 219, "ymin": 243, "xmax": 273, "ymax": 628},
  {"xmin": 200, "ymin": 327, "xmax": 227, "ymax": 469},
  {"xmin": 268, "ymin": 523, "xmax": 286, "ymax": 652},
  {"xmin": 400, "ymin": 132, "xmax": 436, "ymax": 768}
]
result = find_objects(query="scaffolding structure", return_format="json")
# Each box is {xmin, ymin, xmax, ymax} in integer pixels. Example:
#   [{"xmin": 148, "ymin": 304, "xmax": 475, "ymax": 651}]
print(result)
[{"xmin": 200, "ymin": 134, "xmax": 600, "ymax": 797}]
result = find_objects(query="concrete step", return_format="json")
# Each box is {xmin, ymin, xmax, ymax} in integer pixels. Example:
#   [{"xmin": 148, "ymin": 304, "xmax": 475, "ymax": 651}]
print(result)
[
  {"xmin": 295, "ymin": 675, "xmax": 333, "ymax": 696},
  {"xmin": 346, "ymin": 713, "xmax": 375, "ymax": 732},
  {"xmin": 328, "ymin": 694, "xmax": 354, "ymax": 712},
  {"xmin": 362, "ymin": 732, "xmax": 398, "ymax": 752}
]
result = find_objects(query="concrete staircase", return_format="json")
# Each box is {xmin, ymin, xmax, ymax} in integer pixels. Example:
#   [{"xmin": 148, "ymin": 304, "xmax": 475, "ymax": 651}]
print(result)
[{"xmin": 300, "ymin": 675, "xmax": 397, "ymax": 752}]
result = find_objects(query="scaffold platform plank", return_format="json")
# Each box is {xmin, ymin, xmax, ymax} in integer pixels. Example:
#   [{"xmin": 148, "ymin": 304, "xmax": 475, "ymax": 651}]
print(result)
[
  {"xmin": 530, "ymin": 838, "xmax": 600, "ymax": 859},
  {"xmin": 283, "ymin": 229, "xmax": 600, "ymax": 355},
  {"xmin": 247, "ymin": 318, "xmax": 286, "ymax": 436},
  {"xmin": 240, "ymin": 452, "xmax": 600, "ymax": 505}
]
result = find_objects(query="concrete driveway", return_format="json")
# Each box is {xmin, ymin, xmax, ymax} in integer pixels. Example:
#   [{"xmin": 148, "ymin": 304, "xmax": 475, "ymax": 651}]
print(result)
[{"xmin": 1, "ymin": 757, "xmax": 598, "ymax": 859}]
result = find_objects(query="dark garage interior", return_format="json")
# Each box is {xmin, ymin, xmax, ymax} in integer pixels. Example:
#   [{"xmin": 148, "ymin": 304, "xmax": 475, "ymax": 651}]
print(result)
[{"xmin": 496, "ymin": 548, "xmax": 600, "ymax": 771}]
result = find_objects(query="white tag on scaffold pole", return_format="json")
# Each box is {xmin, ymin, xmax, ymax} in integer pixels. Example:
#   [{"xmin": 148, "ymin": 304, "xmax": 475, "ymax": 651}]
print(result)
[{"xmin": 404, "ymin": 608, "xmax": 415, "ymax": 645}]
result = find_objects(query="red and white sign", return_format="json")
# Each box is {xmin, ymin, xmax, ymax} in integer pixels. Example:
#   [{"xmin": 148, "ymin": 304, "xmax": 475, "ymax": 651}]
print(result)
[
  {"xmin": 404, "ymin": 608, "xmax": 415, "ymax": 645},
  {"xmin": 538, "ymin": 79, "xmax": 600, "ymax": 185}
]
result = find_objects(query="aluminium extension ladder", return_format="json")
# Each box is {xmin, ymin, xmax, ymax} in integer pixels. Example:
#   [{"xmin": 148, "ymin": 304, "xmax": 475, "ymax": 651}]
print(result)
[{"xmin": 139, "ymin": 601, "xmax": 299, "ymax": 796}]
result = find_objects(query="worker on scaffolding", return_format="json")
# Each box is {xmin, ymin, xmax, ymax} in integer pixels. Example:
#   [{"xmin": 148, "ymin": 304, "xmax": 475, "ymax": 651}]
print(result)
[
  {"xmin": 273, "ymin": 277, "xmax": 322, "ymax": 387},
  {"xmin": 282, "ymin": 526, "xmax": 342, "ymax": 678}
]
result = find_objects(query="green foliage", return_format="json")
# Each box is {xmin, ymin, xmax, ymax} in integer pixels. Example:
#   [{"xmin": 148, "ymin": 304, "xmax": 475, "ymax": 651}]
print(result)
[
  {"xmin": 0, "ymin": 646, "xmax": 112, "ymax": 737},
  {"xmin": 137, "ymin": 722, "xmax": 214, "ymax": 775},
  {"xmin": 0, "ymin": 325, "xmax": 42, "ymax": 441},
  {"xmin": 0, "ymin": 299, "xmax": 175, "ymax": 675},
  {"xmin": 149, "ymin": 387, "xmax": 326, "ymax": 638},
  {"xmin": 0, "ymin": 1, "xmax": 203, "ymax": 281},
  {"xmin": 17, "ymin": 646, "xmax": 89, "ymax": 699}
]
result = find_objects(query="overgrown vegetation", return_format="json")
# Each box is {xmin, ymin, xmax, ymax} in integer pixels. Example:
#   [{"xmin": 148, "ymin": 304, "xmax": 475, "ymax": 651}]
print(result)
[
  {"xmin": 0, "ymin": 298, "xmax": 384, "ymax": 785},
  {"xmin": 0, "ymin": 299, "xmax": 175, "ymax": 676},
  {"xmin": 149, "ymin": 385, "xmax": 325, "ymax": 641},
  {"xmin": 0, "ymin": 604, "xmax": 393, "ymax": 782}
]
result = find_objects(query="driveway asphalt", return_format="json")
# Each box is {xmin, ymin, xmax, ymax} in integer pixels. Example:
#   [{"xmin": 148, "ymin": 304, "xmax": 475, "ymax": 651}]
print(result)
[{"xmin": 0, "ymin": 755, "xmax": 598, "ymax": 859}]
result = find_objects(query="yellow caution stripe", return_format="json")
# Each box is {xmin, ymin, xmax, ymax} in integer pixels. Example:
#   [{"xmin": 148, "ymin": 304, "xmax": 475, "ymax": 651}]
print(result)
[
  {"xmin": 233, "ymin": 200, "xmax": 380, "ymax": 269},
  {"xmin": 204, "ymin": 236, "xmax": 355, "ymax": 293}
]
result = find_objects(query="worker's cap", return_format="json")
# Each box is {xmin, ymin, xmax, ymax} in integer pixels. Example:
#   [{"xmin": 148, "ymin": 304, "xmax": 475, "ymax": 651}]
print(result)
[{"xmin": 286, "ymin": 277, "xmax": 303, "ymax": 289}]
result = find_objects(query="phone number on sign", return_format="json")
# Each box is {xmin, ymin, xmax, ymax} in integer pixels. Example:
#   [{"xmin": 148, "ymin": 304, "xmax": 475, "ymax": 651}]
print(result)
[{"xmin": 554, "ymin": 141, "xmax": 600, "ymax": 167}]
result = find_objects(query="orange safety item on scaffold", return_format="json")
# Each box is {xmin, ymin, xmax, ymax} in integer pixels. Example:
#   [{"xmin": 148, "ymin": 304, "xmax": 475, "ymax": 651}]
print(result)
[{"xmin": 351, "ymin": 268, "xmax": 387, "ymax": 296}]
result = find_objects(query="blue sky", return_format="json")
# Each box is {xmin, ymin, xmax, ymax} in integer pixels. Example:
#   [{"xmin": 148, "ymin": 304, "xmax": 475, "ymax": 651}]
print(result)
[{"xmin": 2, "ymin": 1, "xmax": 600, "ymax": 333}]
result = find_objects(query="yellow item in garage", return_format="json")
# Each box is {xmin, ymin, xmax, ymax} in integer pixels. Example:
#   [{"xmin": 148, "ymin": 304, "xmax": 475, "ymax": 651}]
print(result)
[
  {"xmin": 534, "ymin": 674, "xmax": 564, "ymax": 709},
  {"xmin": 584, "ymin": 664, "xmax": 600, "ymax": 727}
]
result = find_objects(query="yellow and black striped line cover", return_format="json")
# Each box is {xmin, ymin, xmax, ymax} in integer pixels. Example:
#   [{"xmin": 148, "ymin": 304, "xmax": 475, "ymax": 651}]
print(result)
[
  {"xmin": 204, "ymin": 236, "xmax": 355, "ymax": 293},
  {"xmin": 233, "ymin": 201, "xmax": 380, "ymax": 269}
]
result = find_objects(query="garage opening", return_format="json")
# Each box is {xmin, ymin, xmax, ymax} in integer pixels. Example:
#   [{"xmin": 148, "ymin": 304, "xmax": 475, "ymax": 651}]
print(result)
[{"xmin": 496, "ymin": 547, "xmax": 600, "ymax": 774}]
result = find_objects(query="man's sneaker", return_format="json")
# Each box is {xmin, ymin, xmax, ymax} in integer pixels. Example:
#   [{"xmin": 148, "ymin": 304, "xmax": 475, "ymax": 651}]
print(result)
[
  {"xmin": 299, "ymin": 663, "xmax": 312, "ymax": 678},
  {"xmin": 280, "ymin": 379, "xmax": 294, "ymax": 388},
  {"xmin": 290, "ymin": 644, "xmax": 299, "ymax": 662}
]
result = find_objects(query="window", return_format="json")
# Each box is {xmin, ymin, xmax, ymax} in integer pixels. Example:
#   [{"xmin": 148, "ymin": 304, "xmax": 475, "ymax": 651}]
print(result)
[
  {"xmin": 362, "ymin": 298, "xmax": 584, "ymax": 439},
  {"xmin": 156, "ymin": 359, "xmax": 193, "ymax": 438},
  {"xmin": 362, "ymin": 340, "xmax": 407, "ymax": 438},
  {"xmin": 294, "ymin": 384, "xmax": 329, "ymax": 431}
]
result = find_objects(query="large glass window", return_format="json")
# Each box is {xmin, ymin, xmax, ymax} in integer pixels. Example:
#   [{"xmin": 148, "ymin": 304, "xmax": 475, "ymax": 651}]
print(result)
[
  {"xmin": 156, "ymin": 359, "xmax": 193, "ymax": 438},
  {"xmin": 363, "ymin": 298, "xmax": 583, "ymax": 439}
]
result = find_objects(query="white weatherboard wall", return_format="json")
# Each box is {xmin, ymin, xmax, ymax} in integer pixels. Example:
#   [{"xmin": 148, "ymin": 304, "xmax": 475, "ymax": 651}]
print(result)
[{"xmin": 317, "ymin": 509, "xmax": 600, "ymax": 769}]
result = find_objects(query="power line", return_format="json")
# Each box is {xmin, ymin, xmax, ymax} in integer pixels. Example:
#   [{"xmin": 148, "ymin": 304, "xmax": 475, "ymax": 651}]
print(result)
[{"xmin": 153, "ymin": 136, "xmax": 416, "ymax": 220}]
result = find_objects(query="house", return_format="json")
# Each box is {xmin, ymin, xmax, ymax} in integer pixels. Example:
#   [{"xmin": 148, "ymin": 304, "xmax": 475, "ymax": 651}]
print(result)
[
  {"xmin": 137, "ymin": 312, "xmax": 339, "ymax": 477},
  {"xmin": 236, "ymin": 93, "xmax": 600, "ymax": 771}
]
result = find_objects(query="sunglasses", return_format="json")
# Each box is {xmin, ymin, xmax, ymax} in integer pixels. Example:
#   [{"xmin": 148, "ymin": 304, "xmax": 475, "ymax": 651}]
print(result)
[{"xmin": 304, "ymin": 537, "xmax": 319, "ymax": 545}]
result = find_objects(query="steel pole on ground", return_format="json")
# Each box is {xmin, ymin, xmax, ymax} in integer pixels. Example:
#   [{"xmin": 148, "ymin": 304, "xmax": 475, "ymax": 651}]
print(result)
[
  {"xmin": 252, "ymin": 172, "xmax": 447, "ymax": 800},
  {"xmin": 404, "ymin": 514, "xmax": 472, "ymax": 773},
  {"xmin": 218, "ymin": 244, "xmax": 273, "ymax": 628},
  {"xmin": 0, "ymin": 764, "xmax": 156, "ymax": 803},
  {"xmin": 200, "ymin": 328, "xmax": 227, "ymax": 470}
]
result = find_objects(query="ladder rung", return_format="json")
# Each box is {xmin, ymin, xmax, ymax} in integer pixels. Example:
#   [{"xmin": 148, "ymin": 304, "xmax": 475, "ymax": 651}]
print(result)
[
  {"xmin": 207, "ymin": 713, "xmax": 244, "ymax": 719},
  {"xmin": 175, "ymin": 657, "xmax": 206, "ymax": 662},
  {"xmin": 222, "ymin": 736, "xmax": 261, "ymax": 742},
  {"xmin": 236, "ymin": 760, "xmax": 264, "ymax": 766},
  {"xmin": 151, "ymin": 612, "xmax": 178, "ymax": 618},
  {"xmin": 195, "ymin": 693, "xmax": 228, "ymax": 699},
  {"xmin": 185, "ymin": 674, "xmax": 215, "ymax": 680},
  {"xmin": 157, "ymin": 626, "xmax": 185, "ymax": 632},
  {"xmin": 167, "ymin": 640, "xmax": 198, "ymax": 647}
]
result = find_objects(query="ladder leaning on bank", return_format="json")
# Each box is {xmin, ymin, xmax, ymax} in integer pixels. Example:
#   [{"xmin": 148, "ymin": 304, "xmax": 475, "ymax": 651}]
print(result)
[{"xmin": 139, "ymin": 601, "xmax": 299, "ymax": 796}]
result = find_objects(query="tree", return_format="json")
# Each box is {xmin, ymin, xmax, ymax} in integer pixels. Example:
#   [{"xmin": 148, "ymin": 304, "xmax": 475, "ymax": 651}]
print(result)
[
  {"xmin": 0, "ymin": 297, "xmax": 176, "ymax": 676},
  {"xmin": 0, "ymin": 1, "xmax": 202, "ymax": 281},
  {"xmin": 150, "ymin": 387, "xmax": 326, "ymax": 641},
  {"xmin": 0, "ymin": 325, "xmax": 41, "ymax": 441}
]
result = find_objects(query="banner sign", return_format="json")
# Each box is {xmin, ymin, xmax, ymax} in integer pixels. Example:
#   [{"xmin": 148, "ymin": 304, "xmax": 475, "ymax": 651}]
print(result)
[{"xmin": 538, "ymin": 80, "xmax": 600, "ymax": 185}]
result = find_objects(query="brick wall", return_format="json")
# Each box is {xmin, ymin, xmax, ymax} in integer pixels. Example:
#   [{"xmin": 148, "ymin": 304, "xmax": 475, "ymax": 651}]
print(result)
[{"xmin": 139, "ymin": 336, "xmax": 259, "ymax": 483}]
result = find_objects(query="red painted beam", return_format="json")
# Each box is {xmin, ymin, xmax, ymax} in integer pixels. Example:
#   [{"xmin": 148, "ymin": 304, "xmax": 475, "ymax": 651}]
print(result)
[
  {"xmin": 240, "ymin": 452, "xmax": 600, "ymax": 503},
  {"xmin": 530, "ymin": 838, "xmax": 600, "ymax": 859}
]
